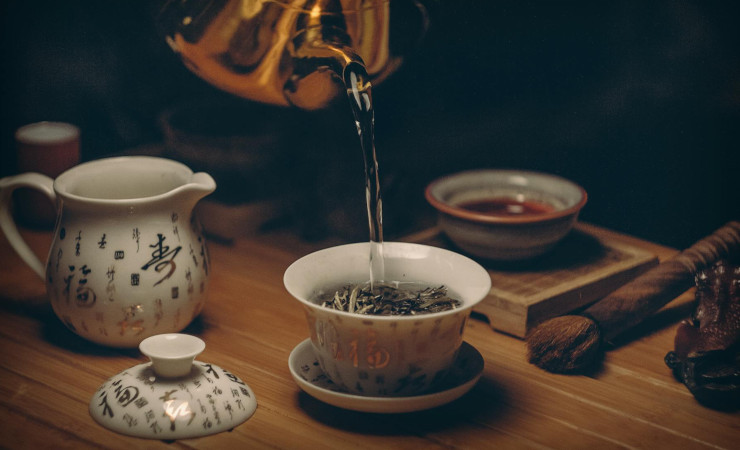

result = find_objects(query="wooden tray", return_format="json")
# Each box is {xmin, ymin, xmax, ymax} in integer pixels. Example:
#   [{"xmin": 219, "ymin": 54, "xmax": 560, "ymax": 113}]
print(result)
[{"xmin": 407, "ymin": 223, "xmax": 659, "ymax": 338}]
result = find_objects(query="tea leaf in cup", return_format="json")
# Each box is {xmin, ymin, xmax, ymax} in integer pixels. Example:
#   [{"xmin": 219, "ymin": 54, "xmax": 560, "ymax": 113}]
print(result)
[{"xmin": 318, "ymin": 283, "xmax": 461, "ymax": 316}]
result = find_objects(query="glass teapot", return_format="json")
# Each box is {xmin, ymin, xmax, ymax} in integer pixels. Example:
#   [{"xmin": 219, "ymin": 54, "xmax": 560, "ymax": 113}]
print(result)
[{"xmin": 158, "ymin": 0, "xmax": 428, "ymax": 109}]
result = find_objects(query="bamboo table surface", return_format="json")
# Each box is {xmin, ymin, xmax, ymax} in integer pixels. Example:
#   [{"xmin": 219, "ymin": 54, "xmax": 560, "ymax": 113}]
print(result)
[{"xmin": 0, "ymin": 225, "xmax": 737, "ymax": 449}]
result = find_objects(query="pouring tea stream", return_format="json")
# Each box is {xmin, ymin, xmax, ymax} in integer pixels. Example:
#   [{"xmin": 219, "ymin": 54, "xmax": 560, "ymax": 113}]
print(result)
[
  {"xmin": 159, "ymin": 0, "xmax": 428, "ymax": 288},
  {"xmin": 0, "ymin": 156, "xmax": 216, "ymax": 347}
]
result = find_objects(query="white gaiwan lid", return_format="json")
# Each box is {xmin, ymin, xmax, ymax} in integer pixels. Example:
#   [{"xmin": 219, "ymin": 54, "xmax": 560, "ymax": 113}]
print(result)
[{"xmin": 89, "ymin": 334, "xmax": 257, "ymax": 440}]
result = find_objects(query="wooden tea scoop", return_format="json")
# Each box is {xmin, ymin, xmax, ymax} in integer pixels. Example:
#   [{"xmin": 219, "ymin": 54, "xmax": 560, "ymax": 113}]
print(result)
[{"xmin": 526, "ymin": 221, "xmax": 740, "ymax": 374}]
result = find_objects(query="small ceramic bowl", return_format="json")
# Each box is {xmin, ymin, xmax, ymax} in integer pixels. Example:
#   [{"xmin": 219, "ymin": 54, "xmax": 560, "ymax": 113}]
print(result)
[
  {"xmin": 425, "ymin": 169, "xmax": 587, "ymax": 261},
  {"xmin": 283, "ymin": 242, "xmax": 491, "ymax": 397}
]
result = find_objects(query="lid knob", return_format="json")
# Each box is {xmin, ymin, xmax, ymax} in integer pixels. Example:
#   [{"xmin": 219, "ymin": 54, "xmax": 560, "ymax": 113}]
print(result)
[{"xmin": 139, "ymin": 334, "xmax": 205, "ymax": 378}]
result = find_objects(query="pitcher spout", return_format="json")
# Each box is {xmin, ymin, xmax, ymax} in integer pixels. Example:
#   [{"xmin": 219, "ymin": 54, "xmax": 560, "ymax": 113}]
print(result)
[
  {"xmin": 191, "ymin": 172, "xmax": 217, "ymax": 195},
  {"xmin": 172, "ymin": 172, "xmax": 217, "ymax": 209}
]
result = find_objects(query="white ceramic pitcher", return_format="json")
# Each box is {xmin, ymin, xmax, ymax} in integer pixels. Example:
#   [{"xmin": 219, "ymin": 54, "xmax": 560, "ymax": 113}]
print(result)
[{"xmin": 0, "ymin": 156, "xmax": 216, "ymax": 347}]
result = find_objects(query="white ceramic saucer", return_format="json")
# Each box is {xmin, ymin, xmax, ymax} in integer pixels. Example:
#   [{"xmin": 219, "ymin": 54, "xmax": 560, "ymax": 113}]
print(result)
[{"xmin": 288, "ymin": 339, "xmax": 484, "ymax": 413}]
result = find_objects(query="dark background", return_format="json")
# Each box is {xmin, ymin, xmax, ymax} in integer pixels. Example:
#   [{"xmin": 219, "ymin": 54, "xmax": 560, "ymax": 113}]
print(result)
[{"xmin": 2, "ymin": 1, "xmax": 738, "ymax": 249}]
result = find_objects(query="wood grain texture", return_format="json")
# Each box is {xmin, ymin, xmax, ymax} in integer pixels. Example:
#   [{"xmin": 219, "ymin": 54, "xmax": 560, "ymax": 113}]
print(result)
[{"xmin": 0, "ymin": 225, "xmax": 737, "ymax": 449}]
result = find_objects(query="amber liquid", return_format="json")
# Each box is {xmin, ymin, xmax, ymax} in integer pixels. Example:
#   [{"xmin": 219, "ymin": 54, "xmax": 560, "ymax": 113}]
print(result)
[
  {"xmin": 344, "ymin": 63, "xmax": 385, "ymax": 288},
  {"xmin": 458, "ymin": 197, "xmax": 556, "ymax": 217}
]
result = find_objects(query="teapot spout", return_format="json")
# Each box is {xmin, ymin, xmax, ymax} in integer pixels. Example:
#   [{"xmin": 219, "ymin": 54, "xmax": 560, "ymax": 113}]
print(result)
[{"xmin": 284, "ymin": 38, "xmax": 365, "ymax": 110}]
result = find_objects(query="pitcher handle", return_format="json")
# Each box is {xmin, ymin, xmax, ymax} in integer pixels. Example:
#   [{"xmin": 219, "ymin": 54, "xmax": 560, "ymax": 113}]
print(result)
[{"xmin": 0, "ymin": 173, "xmax": 56, "ymax": 279}]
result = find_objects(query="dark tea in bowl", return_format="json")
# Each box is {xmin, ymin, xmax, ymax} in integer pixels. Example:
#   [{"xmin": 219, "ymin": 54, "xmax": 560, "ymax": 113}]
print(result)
[
  {"xmin": 426, "ymin": 169, "xmax": 587, "ymax": 261},
  {"xmin": 283, "ymin": 242, "xmax": 491, "ymax": 397}
]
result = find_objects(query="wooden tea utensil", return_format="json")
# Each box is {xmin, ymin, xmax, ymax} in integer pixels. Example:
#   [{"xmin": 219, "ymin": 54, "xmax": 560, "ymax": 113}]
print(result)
[{"xmin": 526, "ymin": 221, "xmax": 740, "ymax": 374}]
